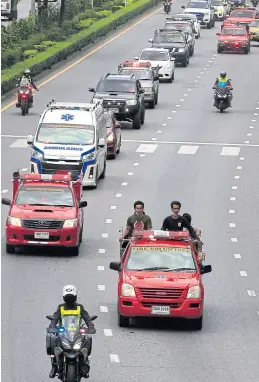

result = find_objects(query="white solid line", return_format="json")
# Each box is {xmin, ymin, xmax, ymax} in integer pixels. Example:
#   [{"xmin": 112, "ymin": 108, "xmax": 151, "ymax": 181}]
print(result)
[
  {"xmin": 230, "ymin": 197, "xmax": 236, "ymax": 201},
  {"xmin": 110, "ymin": 354, "xmax": 120, "ymax": 363},
  {"xmin": 102, "ymin": 233, "xmax": 108, "ymax": 238},
  {"xmin": 247, "ymin": 290, "xmax": 256, "ymax": 297},
  {"xmin": 229, "ymin": 223, "xmax": 236, "ymax": 228},
  {"xmin": 98, "ymin": 249, "xmax": 106, "ymax": 254},
  {"xmin": 231, "ymin": 238, "xmax": 238, "ymax": 242},
  {"xmin": 115, "ymin": 193, "xmax": 122, "ymax": 197},
  {"xmin": 1, "ymin": 189, "xmax": 8, "ymax": 193},
  {"xmin": 21, "ymin": 168, "xmax": 28, "ymax": 172},
  {"xmin": 229, "ymin": 210, "xmax": 235, "ymax": 213},
  {"xmin": 1, "ymin": 134, "xmax": 27, "ymax": 138},
  {"xmin": 133, "ymin": 162, "xmax": 139, "ymax": 166},
  {"xmin": 97, "ymin": 266, "xmax": 104, "ymax": 271},
  {"xmin": 234, "ymin": 254, "xmax": 241, "ymax": 259},
  {"xmin": 122, "ymin": 139, "xmax": 259, "ymax": 148},
  {"xmin": 239, "ymin": 271, "xmax": 247, "ymax": 277},
  {"xmin": 232, "ymin": 186, "xmax": 238, "ymax": 190},
  {"xmin": 106, "ymin": 219, "xmax": 112, "ymax": 224},
  {"xmin": 121, "ymin": 182, "xmax": 128, "ymax": 186},
  {"xmin": 234, "ymin": 176, "xmax": 240, "ymax": 179},
  {"xmin": 103, "ymin": 329, "xmax": 113, "ymax": 337},
  {"xmin": 237, "ymin": 166, "xmax": 242, "ymax": 170},
  {"xmin": 100, "ymin": 306, "xmax": 108, "ymax": 312},
  {"xmin": 110, "ymin": 205, "xmax": 117, "ymax": 209},
  {"xmin": 98, "ymin": 285, "xmax": 105, "ymax": 291},
  {"xmin": 127, "ymin": 172, "xmax": 134, "ymax": 175}
]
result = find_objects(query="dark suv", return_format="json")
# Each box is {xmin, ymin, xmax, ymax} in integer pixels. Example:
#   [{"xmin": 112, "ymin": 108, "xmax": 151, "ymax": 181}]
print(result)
[
  {"xmin": 149, "ymin": 29, "xmax": 189, "ymax": 67},
  {"xmin": 89, "ymin": 73, "xmax": 145, "ymax": 129}
]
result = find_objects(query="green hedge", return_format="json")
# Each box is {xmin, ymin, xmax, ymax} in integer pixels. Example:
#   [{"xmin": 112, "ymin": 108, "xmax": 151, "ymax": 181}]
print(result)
[{"xmin": 1, "ymin": 0, "xmax": 160, "ymax": 94}]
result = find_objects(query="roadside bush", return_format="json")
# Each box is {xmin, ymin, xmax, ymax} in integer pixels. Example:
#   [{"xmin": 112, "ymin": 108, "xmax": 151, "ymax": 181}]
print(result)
[
  {"xmin": 23, "ymin": 49, "xmax": 38, "ymax": 59},
  {"xmin": 96, "ymin": 10, "xmax": 113, "ymax": 18}
]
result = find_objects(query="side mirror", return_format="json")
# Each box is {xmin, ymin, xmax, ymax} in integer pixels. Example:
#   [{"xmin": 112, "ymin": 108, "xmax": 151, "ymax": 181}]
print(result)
[
  {"xmin": 46, "ymin": 315, "xmax": 54, "ymax": 320},
  {"xmin": 2, "ymin": 198, "xmax": 11, "ymax": 206},
  {"xmin": 181, "ymin": 5, "xmax": 185, "ymax": 8},
  {"xmin": 89, "ymin": 315, "xmax": 98, "ymax": 321},
  {"xmin": 79, "ymin": 200, "xmax": 88, "ymax": 208},
  {"xmin": 201, "ymin": 265, "xmax": 212, "ymax": 274},
  {"xmin": 88, "ymin": 87, "xmax": 95, "ymax": 92},
  {"xmin": 109, "ymin": 261, "xmax": 121, "ymax": 271},
  {"xmin": 134, "ymin": 56, "xmax": 139, "ymax": 60},
  {"xmin": 170, "ymin": 57, "xmax": 175, "ymax": 61},
  {"xmin": 148, "ymin": 38, "xmax": 153, "ymax": 43},
  {"xmin": 98, "ymin": 138, "xmax": 105, "ymax": 148},
  {"xmin": 27, "ymin": 134, "xmax": 33, "ymax": 145},
  {"xmin": 216, "ymin": 32, "xmax": 220, "ymax": 36}
]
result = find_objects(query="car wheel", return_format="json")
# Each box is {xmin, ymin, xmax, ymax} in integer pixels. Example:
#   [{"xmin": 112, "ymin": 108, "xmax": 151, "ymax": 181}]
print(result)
[
  {"xmin": 244, "ymin": 47, "xmax": 249, "ymax": 54},
  {"xmin": 149, "ymin": 99, "xmax": 155, "ymax": 109},
  {"xmin": 207, "ymin": 21, "xmax": 212, "ymax": 29},
  {"xmin": 79, "ymin": 226, "xmax": 83, "ymax": 244},
  {"xmin": 6, "ymin": 243, "xmax": 15, "ymax": 254},
  {"xmin": 116, "ymin": 138, "xmax": 121, "ymax": 154},
  {"xmin": 70, "ymin": 245, "xmax": 80, "ymax": 256},
  {"xmin": 212, "ymin": 18, "xmax": 215, "ymax": 27},
  {"xmin": 155, "ymin": 91, "xmax": 158, "ymax": 105},
  {"xmin": 92, "ymin": 167, "xmax": 98, "ymax": 189},
  {"xmin": 217, "ymin": 46, "xmax": 223, "ymax": 54},
  {"xmin": 100, "ymin": 160, "xmax": 106, "ymax": 179},
  {"xmin": 191, "ymin": 315, "xmax": 203, "ymax": 330},
  {"xmin": 182, "ymin": 57, "xmax": 188, "ymax": 67},
  {"xmin": 118, "ymin": 312, "xmax": 130, "ymax": 327},
  {"xmin": 132, "ymin": 111, "xmax": 141, "ymax": 129},
  {"xmin": 140, "ymin": 106, "xmax": 145, "ymax": 124}
]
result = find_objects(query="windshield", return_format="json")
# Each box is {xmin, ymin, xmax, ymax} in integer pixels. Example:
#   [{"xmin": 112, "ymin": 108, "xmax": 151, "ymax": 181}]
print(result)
[
  {"xmin": 140, "ymin": 50, "xmax": 169, "ymax": 61},
  {"xmin": 222, "ymin": 27, "xmax": 246, "ymax": 35},
  {"xmin": 120, "ymin": 69, "xmax": 152, "ymax": 80},
  {"xmin": 212, "ymin": 0, "xmax": 223, "ymax": 5},
  {"xmin": 230, "ymin": 10, "xmax": 254, "ymax": 17},
  {"xmin": 186, "ymin": 2, "xmax": 209, "ymax": 8},
  {"xmin": 169, "ymin": 23, "xmax": 191, "ymax": 32},
  {"xmin": 37, "ymin": 123, "xmax": 95, "ymax": 145},
  {"xmin": 61, "ymin": 315, "xmax": 81, "ymax": 342},
  {"xmin": 250, "ymin": 20, "xmax": 259, "ymax": 27},
  {"xmin": 126, "ymin": 246, "xmax": 196, "ymax": 271},
  {"xmin": 97, "ymin": 79, "xmax": 136, "ymax": 93},
  {"xmin": 15, "ymin": 185, "xmax": 74, "ymax": 207},
  {"xmin": 154, "ymin": 33, "xmax": 185, "ymax": 43}
]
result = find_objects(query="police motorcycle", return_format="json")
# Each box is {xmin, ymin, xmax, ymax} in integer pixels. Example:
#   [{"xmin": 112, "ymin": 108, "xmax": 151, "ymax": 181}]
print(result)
[
  {"xmin": 46, "ymin": 314, "xmax": 97, "ymax": 382},
  {"xmin": 163, "ymin": 0, "xmax": 172, "ymax": 13},
  {"xmin": 213, "ymin": 80, "xmax": 233, "ymax": 113}
]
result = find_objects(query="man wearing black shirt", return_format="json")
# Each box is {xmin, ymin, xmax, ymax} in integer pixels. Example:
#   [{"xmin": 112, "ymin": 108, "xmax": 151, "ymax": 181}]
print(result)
[{"xmin": 161, "ymin": 201, "xmax": 197, "ymax": 239}]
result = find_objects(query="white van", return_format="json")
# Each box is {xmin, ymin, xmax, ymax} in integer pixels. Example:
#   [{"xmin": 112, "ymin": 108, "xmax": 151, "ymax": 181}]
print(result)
[{"xmin": 27, "ymin": 101, "xmax": 107, "ymax": 189}]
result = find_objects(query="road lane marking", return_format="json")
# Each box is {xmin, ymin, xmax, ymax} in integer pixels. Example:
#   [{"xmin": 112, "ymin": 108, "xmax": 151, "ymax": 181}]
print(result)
[
  {"xmin": 97, "ymin": 266, "xmax": 104, "ymax": 271},
  {"xmin": 239, "ymin": 271, "xmax": 247, "ymax": 277},
  {"xmin": 106, "ymin": 219, "xmax": 112, "ymax": 224},
  {"xmin": 234, "ymin": 254, "xmax": 241, "ymax": 259},
  {"xmin": 100, "ymin": 306, "xmax": 108, "ymax": 312},
  {"xmin": 133, "ymin": 162, "xmax": 139, "ymax": 166},
  {"xmin": 240, "ymin": 157, "xmax": 245, "ymax": 160},
  {"xmin": 98, "ymin": 285, "xmax": 105, "ymax": 291},
  {"xmin": 232, "ymin": 186, "xmax": 238, "ymax": 190},
  {"xmin": 177, "ymin": 145, "xmax": 199, "ymax": 155},
  {"xmin": 136, "ymin": 144, "xmax": 158, "ymax": 153},
  {"xmin": 110, "ymin": 354, "xmax": 120, "ymax": 363},
  {"xmin": 98, "ymin": 249, "xmax": 106, "ymax": 254},
  {"xmin": 102, "ymin": 233, "xmax": 108, "ymax": 238},
  {"xmin": 121, "ymin": 182, "xmax": 128, "ymax": 186},
  {"xmin": 115, "ymin": 193, "xmax": 122, "ymax": 197},
  {"xmin": 9, "ymin": 139, "xmax": 28, "ymax": 148},
  {"xmin": 231, "ymin": 238, "xmax": 238, "ymax": 242},
  {"xmin": 229, "ymin": 223, "xmax": 236, "ymax": 227},
  {"xmin": 229, "ymin": 210, "xmax": 235, "ymax": 213},
  {"xmin": 220, "ymin": 147, "xmax": 240, "ymax": 156},
  {"xmin": 1, "ymin": 5, "xmax": 164, "ymax": 112},
  {"xmin": 2, "ymin": 189, "xmax": 8, "ymax": 193},
  {"xmin": 230, "ymin": 197, "xmax": 236, "ymax": 201},
  {"xmin": 103, "ymin": 329, "xmax": 113, "ymax": 337},
  {"xmin": 127, "ymin": 172, "xmax": 134, "ymax": 175},
  {"xmin": 247, "ymin": 290, "xmax": 256, "ymax": 297},
  {"xmin": 140, "ymin": 153, "xmax": 145, "ymax": 157},
  {"xmin": 237, "ymin": 166, "xmax": 242, "ymax": 170},
  {"xmin": 234, "ymin": 176, "xmax": 240, "ymax": 179},
  {"xmin": 110, "ymin": 205, "xmax": 117, "ymax": 209}
]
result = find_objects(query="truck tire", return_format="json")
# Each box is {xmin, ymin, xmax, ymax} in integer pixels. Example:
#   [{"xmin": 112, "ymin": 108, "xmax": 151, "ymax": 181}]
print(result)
[
  {"xmin": 132, "ymin": 111, "xmax": 141, "ymax": 129},
  {"xmin": 6, "ymin": 243, "xmax": 15, "ymax": 254},
  {"xmin": 207, "ymin": 21, "xmax": 212, "ymax": 29}
]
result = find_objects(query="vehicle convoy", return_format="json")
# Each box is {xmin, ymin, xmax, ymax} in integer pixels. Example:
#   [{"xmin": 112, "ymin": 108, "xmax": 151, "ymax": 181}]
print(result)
[
  {"xmin": 216, "ymin": 24, "xmax": 250, "ymax": 53},
  {"xmin": 250, "ymin": 19, "xmax": 259, "ymax": 42},
  {"xmin": 162, "ymin": 20, "xmax": 196, "ymax": 56},
  {"xmin": 110, "ymin": 230, "xmax": 212, "ymax": 329},
  {"xmin": 27, "ymin": 101, "xmax": 107, "ymax": 189},
  {"xmin": 211, "ymin": 0, "xmax": 228, "ymax": 20},
  {"xmin": 167, "ymin": 13, "xmax": 201, "ymax": 38},
  {"xmin": 1, "ymin": 0, "xmax": 18, "ymax": 20},
  {"xmin": 118, "ymin": 61, "xmax": 160, "ymax": 109},
  {"xmin": 46, "ymin": 314, "xmax": 97, "ymax": 382},
  {"xmin": 104, "ymin": 110, "xmax": 122, "ymax": 159},
  {"xmin": 226, "ymin": 7, "xmax": 259, "ymax": 24},
  {"xmin": 89, "ymin": 73, "xmax": 145, "ymax": 129},
  {"xmin": 1, "ymin": 172, "xmax": 87, "ymax": 255},
  {"xmin": 182, "ymin": 0, "xmax": 216, "ymax": 29}
]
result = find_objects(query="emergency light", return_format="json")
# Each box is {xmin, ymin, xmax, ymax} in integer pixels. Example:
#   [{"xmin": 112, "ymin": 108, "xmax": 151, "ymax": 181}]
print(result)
[
  {"xmin": 132, "ymin": 230, "xmax": 190, "ymax": 241},
  {"xmin": 57, "ymin": 326, "xmax": 66, "ymax": 333},
  {"xmin": 120, "ymin": 61, "xmax": 152, "ymax": 68},
  {"xmin": 79, "ymin": 328, "xmax": 87, "ymax": 334},
  {"xmin": 21, "ymin": 174, "xmax": 72, "ymax": 182}
]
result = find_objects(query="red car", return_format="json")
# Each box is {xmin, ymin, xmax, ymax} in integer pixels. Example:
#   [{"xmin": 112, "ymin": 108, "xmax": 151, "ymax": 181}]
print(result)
[
  {"xmin": 110, "ymin": 230, "xmax": 212, "ymax": 330},
  {"xmin": 104, "ymin": 111, "xmax": 122, "ymax": 160},
  {"xmin": 1, "ymin": 172, "xmax": 87, "ymax": 255},
  {"xmin": 227, "ymin": 7, "xmax": 259, "ymax": 24},
  {"xmin": 217, "ymin": 24, "xmax": 250, "ymax": 53}
]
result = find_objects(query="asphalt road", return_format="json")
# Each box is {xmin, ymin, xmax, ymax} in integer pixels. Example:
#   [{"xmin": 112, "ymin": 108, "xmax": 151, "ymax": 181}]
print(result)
[{"xmin": 1, "ymin": 1, "xmax": 259, "ymax": 381}]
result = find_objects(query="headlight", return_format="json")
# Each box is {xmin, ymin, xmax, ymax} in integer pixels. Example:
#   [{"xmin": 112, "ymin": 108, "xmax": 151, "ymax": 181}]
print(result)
[
  {"xmin": 63, "ymin": 218, "xmax": 78, "ymax": 228},
  {"xmin": 107, "ymin": 133, "xmax": 115, "ymax": 142},
  {"xmin": 144, "ymin": 87, "xmax": 153, "ymax": 93},
  {"xmin": 126, "ymin": 100, "xmax": 137, "ymax": 106},
  {"xmin": 73, "ymin": 341, "xmax": 82, "ymax": 350},
  {"xmin": 92, "ymin": 98, "xmax": 102, "ymax": 104},
  {"xmin": 187, "ymin": 285, "xmax": 201, "ymax": 299},
  {"xmin": 121, "ymin": 283, "xmax": 136, "ymax": 297},
  {"xmin": 32, "ymin": 150, "xmax": 43, "ymax": 159},
  {"xmin": 165, "ymin": 64, "xmax": 171, "ymax": 69},
  {"xmin": 61, "ymin": 340, "xmax": 71, "ymax": 349},
  {"xmin": 82, "ymin": 152, "xmax": 95, "ymax": 161},
  {"xmin": 178, "ymin": 48, "xmax": 184, "ymax": 52},
  {"xmin": 8, "ymin": 216, "xmax": 22, "ymax": 227}
]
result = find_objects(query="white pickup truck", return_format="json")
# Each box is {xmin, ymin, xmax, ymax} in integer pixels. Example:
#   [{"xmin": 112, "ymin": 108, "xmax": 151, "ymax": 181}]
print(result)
[{"xmin": 1, "ymin": 0, "xmax": 18, "ymax": 20}]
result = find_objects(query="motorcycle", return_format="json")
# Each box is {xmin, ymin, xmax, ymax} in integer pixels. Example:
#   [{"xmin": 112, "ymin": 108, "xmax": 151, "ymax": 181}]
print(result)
[
  {"xmin": 213, "ymin": 83, "xmax": 233, "ymax": 113},
  {"xmin": 251, "ymin": 0, "xmax": 258, "ymax": 6},
  {"xmin": 163, "ymin": 1, "xmax": 172, "ymax": 14},
  {"xmin": 17, "ymin": 84, "xmax": 33, "ymax": 116},
  {"xmin": 46, "ymin": 314, "xmax": 97, "ymax": 382}
]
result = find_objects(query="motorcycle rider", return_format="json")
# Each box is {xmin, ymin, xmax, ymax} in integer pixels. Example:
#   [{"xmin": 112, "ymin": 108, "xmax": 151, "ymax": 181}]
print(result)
[
  {"xmin": 119, "ymin": 200, "xmax": 152, "ymax": 248},
  {"xmin": 161, "ymin": 201, "xmax": 198, "ymax": 240},
  {"xmin": 16, "ymin": 69, "xmax": 38, "ymax": 107},
  {"xmin": 48, "ymin": 285, "xmax": 96, "ymax": 379},
  {"xmin": 213, "ymin": 71, "xmax": 233, "ymax": 106}
]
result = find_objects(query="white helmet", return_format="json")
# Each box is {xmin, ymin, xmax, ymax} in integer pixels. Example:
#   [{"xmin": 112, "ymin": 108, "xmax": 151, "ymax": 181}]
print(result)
[{"xmin": 63, "ymin": 285, "xmax": 77, "ymax": 297}]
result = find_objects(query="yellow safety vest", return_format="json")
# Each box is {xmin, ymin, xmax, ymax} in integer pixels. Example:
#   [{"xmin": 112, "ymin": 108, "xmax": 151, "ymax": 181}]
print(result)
[
  {"xmin": 60, "ymin": 305, "xmax": 81, "ymax": 326},
  {"xmin": 218, "ymin": 77, "xmax": 228, "ymax": 82}
]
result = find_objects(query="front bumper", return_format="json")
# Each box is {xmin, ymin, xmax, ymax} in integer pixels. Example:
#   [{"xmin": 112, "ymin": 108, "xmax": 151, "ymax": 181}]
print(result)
[
  {"xmin": 218, "ymin": 42, "xmax": 248, "ymax": 51},
  {"xmin": 197, "ymin": 15, "xmax": 211, "ymax": 25},
  {"xmin": 107, "ymin": 142, "xmax": 116, "ymax": 156},
  {"xmin": 143, "ymin": 91, "xmax": 155, "ymax": 102},
  {"xmin": 215, "ymin": 12, "xmax": 225, "ymax": 20},
  {"xmin": 118, "ymin": 297, "xmax": 203, "ymax": 319},
  {"xmin": 171, "ymin": 52, "xmax": 187, "ymax": 63},
  {"xmin": 250, "ymin": 34, "xmax": 259, "ymax": 42},
  {"xmin": 6, "ymin": 225, "xmax": 80, "ymax": 248}
]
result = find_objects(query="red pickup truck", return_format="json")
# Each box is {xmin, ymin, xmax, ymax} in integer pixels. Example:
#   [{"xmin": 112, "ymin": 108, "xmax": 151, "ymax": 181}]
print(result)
[{"xmin": 2, "ymin": 172, "xmax": 87, "ymax": 255}]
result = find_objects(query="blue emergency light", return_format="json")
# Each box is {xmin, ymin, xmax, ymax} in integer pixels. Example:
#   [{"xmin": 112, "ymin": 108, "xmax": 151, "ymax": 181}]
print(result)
[{"xmin": 57, "ymin": 326, "xmax": 66, "ymax": 333}]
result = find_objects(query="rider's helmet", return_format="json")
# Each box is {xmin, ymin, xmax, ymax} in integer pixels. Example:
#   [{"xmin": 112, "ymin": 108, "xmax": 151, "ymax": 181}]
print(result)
[
  {"xmin": 63, "ymin": 285, "xmax": 78, "ymax": 304},
  {"xmin": 220, "ymin": 71, "xmax": 227, "ymax": 79},
  {"xmin": 24, "ymin": 68, "xmax": 31, "ymax": 78}
]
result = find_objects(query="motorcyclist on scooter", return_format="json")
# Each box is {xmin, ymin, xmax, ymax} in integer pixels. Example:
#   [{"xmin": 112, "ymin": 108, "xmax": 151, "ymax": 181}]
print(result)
[
  {"xmin": 16, "ymin": 69, "xmax": 38, "ymax": 107},
  {"xmin": 213, "ymin": 71, "xmax": 233, "ymax": 106},
  {"xmin": 48, "ymin": 285, "xmax": 96, "ymax": 379}
]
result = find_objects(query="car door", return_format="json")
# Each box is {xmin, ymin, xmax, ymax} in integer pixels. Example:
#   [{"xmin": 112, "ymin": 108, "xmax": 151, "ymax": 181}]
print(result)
[
  {"xmin": 152, "ymin": 70, "xmax": 159, "ymax": 97},
  {"xmin": 110, "ymin": 113, "xmax": 120, "ymax": 151}
]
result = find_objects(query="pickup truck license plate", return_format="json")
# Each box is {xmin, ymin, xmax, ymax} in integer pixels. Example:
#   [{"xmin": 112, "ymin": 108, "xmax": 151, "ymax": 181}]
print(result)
[
  {"xmin": 151, "ymin": 306, "xmax": 170, "ymax": 315},
  {"xmin": 110, "ymin": 108, "xmax": 119, "ymax": 113},
  {"xmin": 34, "ymin": 232, "xmax": 49, "ymax": 239}
]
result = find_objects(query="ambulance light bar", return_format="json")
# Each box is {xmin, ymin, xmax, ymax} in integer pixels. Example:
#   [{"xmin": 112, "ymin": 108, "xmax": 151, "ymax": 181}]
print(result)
[
  {"xmin": 46, "ymin": 101, "xmax": 102, "ymax": 111},
  {"xmin": 132, "ymin": 230, "xmax": 190, "ymax": 241},
  {"xmin": 120, "ymin": 61, "xmax": 152, "ymax": 68},
  {"xmin": 20, "ymin": 173, "xmax": 72, "ymax": 182}
]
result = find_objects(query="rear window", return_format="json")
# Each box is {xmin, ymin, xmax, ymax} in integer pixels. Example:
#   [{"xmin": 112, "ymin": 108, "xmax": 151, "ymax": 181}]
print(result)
[
  {"xmin": 16, "ymin": 186, "xmax": 74, "ymax": 207},
  {"xmin": 222, "ymin": 27, "xmax": 246, "ymax": 35},
  {"xmin": 230, "ymin": 10, "xmax": 254, "ymax": 17},
  {"xmin": 97, "ymin": 79, "xmax": 136, "ymax": 93}
]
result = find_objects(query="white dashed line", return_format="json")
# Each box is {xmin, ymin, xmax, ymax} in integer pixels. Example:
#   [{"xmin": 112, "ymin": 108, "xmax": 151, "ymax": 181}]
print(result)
[
  {"xmin": 127, "ymin": 172, "xmax": 134, "ymax": 175},
  {"xmin": 252, "ymin": 120, "xmax": 256, "ymax": 122},
  {"xmin": 234, "ymin": 176, "xmax": 240, "ymax": 179},
  {"xmin": 177, "ymin": 145, "xmax": 199, "ymax": 155},
  {"xmin": 237, "ymin": 166, "xmax": 242, "ymax": 170},
  {"xmin": 133, "ymin": 163, "xmax": 139, "ymax": 166},
  {"xmin": 232, "ymin": 186, "xmax": 238, "ymax": 190},
  {"xmin": 180, "ymin": 99, "xmax": 184, "ymax": 102},
  {"xmin": 229, "ymin": 223, "xmax": 236, "ymax": 228},
  {"xmin": 245, "ymin": 141, "xmax": 249, "ymax": 144},
  {"xmin": 1, "ymin": 189, "xmax": 8, "ymax": 193},
  {"xmin": 231, "ymin": 238, "xmax": 238, "ymax": 242},
  {"xmin": 97, "ymin": 266, "xmax": 104, "ymax": 271},
  {"xmin": 136, "ymin": 144, "xmax": 158, "ymax": 153},
  {"xmin": 152, "ymin": 138, "xmax": 157, "ymax": 141},
  {"xmin": 240, "ymin": 157, "xmax": 245, "ymax": 160},
  {"xmin": 106, "ymin": 219, "xmax": 112, "ymax": 224},
  {"xmin": 110, "ymin": 205, "xmax": 117, "ymax": 210},
  {"xmin": 121, "ymin": 182, "xmax": 128, "ymax": 186},
  {"xmin": 162, "ymin": 123, "xmax": 167, "ymax": 126},
  {"xmin": 234, "ymin": 254, "xmax": 241, "ymax": 259},
  {"xmin": 247, "ymin": 290, "xmax": 256, "ymax": 297},
  {"xmin": 157, "ymin": 131, "xmax": 162, "ymax": 133},
  {"xmin": 176, "ymin": 104, "xmax": 181, "ymax": 107},
  {"xmin": 110, "ymin": 354, "xmax": 120, "ymax": 363},
  {"xmin": 239, "ymin": 271, "xmax": 247, "ymax": 277},
  {"xmin": 172, "ymin": 110, "xmax": 176, "ymax": 113},
  {"xmin": 230, "ymin": 197, "xmax": 236, "ymax": 201},
  {"xmin": 197, "ymin": 76, "xmax": 201, "ymax": 79},
  {"xmin": 254, "ymin": 113, "xmax": 258, "ymax": 116},
  {"xmin": 98, "ymin": 285, "xmax": 106, "ymax": 291},
  {"xmin": 200, "ymin": 72, "xmax": 204, "ymax": 74},
  {"xmin": 167, "ymin": 116, "xmax": 172, "ymax": 119},
  {"xmin": 184, "ymin": 94, "xmax": 188, "ymax": 96},
  {"xmin": 102, "ymin": 233, "xmax": 108, "ymax": 238},
  {"xmin": 187, "ymin": 89, "xmax": 191, "ymax": 92},
  {"xmin": 229, "ymin": 210, "xmax": 235, "ymax": 214},
  {"xmin": 247, "ymin": 133, "xmax": 252, "ymax": 136},
  {"xmin": 115, "ymin": 193, "xmax": 122, "ymax": 198},
  {"xmin": 100, "ymin": 305, "xmax": 108, "ymax": 312},
  {"xmin": 194, "ymin": 80, "xmax": 198, "ymax": 83},
  {"xmin": 98, "ymin": 249, "xmax": 106, "ymax": 254},
  {"xmin": 249, "ymin": 126, "xmax": 254, "ymax": 129},
  {"xmin": 220, "ymin": 147, "xmax": 240, "ymax": 156},
  {"xmin": 103, "ymin": 329, "xmax": 113, "ymax": 337}
]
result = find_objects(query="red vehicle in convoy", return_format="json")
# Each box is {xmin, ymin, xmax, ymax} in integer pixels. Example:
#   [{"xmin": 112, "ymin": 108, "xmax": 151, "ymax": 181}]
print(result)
[
  {"xmin": 110, "ymin": 230, "xmax": 212, "ymax": 330},
  {"xmin": 104, "ymin": 111, "xmax": 122, "ymax": 160},
  {"xmin": 217, "ymin": 24, "xmax": 251, "ymax": 53},
  {"xmin": 226, "ymin": 7, "xmax": 259, "ymax": 24},
  {"xmin": 1, "ymin": 172, "xmax": 87, "ymax": 255}
]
